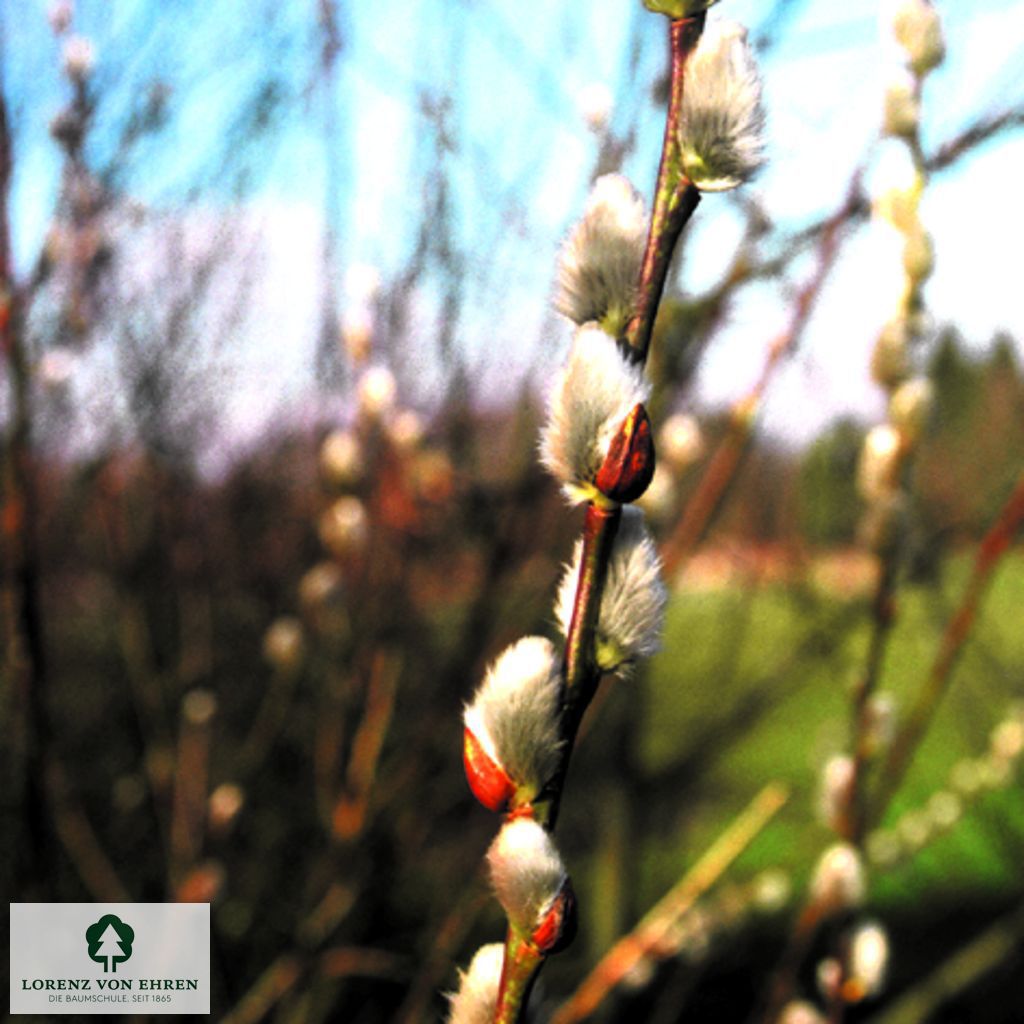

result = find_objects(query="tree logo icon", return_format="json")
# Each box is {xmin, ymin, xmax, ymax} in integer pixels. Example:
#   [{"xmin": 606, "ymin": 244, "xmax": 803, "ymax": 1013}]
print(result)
[{"xmin": 85, "ymin": 914, "xmax": 135, "ymax": 973}]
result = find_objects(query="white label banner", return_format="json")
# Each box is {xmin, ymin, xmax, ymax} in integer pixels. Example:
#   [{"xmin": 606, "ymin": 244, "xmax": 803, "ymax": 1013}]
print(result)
[{"xmin": 10, "ymin": 903, "xmax": 210, "ymax": 1015}]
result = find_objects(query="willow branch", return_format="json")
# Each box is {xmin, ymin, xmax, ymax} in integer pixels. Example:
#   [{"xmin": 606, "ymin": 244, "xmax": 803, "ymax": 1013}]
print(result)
[
  {"xmin": 551, "ymin": 783, "xmax": 788, "ymax": 1024},
  {"xmin": 493, "ymin": 17, "xmax": 708, "ymax": 1022},
  {"xmin": 925, "ymin": 105, "xmax": 1024, "ymax": 174},
  {"xmin": 624, "ymin": 15, "xmax": 704, "ymax": 364}
]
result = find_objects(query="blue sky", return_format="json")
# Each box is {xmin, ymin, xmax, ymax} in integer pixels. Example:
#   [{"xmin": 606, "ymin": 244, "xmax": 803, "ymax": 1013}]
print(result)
[{"xmin": 4, "ymin": 0, "xmax": 1024, "ymax": 454}]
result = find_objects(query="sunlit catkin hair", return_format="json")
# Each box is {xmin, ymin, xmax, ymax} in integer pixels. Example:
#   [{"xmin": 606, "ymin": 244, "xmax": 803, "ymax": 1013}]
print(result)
[
  {"xmin": 446, "ymin": 944, "xmax": 504, "ymax": 1024},
  {"xmin": 463, "ymin": 636, "xmax": 563, "ymax": 807},
  {"xmin": 554, "ymin": 174, "xmax": 648, "ymax": 337},
  {"xmin": 487, "ymin": 817, "xmax": 568, "ymax": 934},
  {"xmin": 540, "ymin": 324, "xmax": 650, "ymax": 504},
  {"xmin": 678, "ymin": 19, "xmax": 765, "ymax": 192},
  {"xmin": 555, "ymin": 506, "xmax": 666, "ymax": 672}
]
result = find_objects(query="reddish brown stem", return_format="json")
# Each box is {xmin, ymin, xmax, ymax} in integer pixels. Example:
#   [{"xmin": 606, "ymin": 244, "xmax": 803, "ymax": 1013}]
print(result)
[
  {"xmin": 534, "ymin": 502, "xmax": 621, "ymax": 834},
  {"xmin": 494, "ymin": 931, "xmax": 545, "ymax": 1024},
  {"xmin": 624, "ymin": 16, "xmax": 705, "ymax": 364}
]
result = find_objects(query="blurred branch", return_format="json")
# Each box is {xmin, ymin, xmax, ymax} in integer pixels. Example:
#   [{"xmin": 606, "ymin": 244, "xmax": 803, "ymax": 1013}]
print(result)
[
  {"xmin": 925, "ymin": 105, "xmax": 1024, "ymax": 174},
  {"xmin": 2, "ymin": 73, "xmax": 53, "ymax": 895},
  {"xmin": 551, "ymin": 783, "xmax": 788, "ymax": 1024},
  {"xmin": 318, "ymin": 944, "xmax": 406, "ymax": 981},
  {"xmin": 745, "ymin": 103, "xmax": 1024, "ymax": 287},
  {"xmin": 221, "ymin": 954, "xmax": 304, "ymax": 1024},
  {"xmin": 872, "ymin": 469, "xmax": 1024, "ymax": 825},
  {"xmin": 169, "ymin": 691, "xmax": 216, "ymax": 892},
  {"xmin": 332, "ymin": 649, "xmax": 400, "ymax": 842},
  {"xmin": 660, "ymin": 170, "xmax": 861, "ymax": 577},
  {"xmin": 222, "ymin": 907, "xmax": 402, "ymax": 1024},
  {"xmin": 2, "ymin": 62, "xmax": 134, "ymax": 906},
  {"xmin": 47, "ymin": 759, "xmax": 130, "ymax": 901},
  {"xmin": 237, "ymin": 660, "xmax": 301, "ymax": 777}
]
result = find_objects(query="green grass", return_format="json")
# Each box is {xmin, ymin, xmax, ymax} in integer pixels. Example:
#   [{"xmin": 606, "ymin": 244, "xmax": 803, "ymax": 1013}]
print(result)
[{"xmin": 633, "ymin": 549, "xmax": 1024, "ymax": 911}]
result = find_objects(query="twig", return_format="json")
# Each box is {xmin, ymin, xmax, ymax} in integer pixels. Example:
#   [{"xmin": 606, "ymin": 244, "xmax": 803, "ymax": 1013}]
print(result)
[
  {"xmin": 47, "ymin": 759, "xmax": 131, "ymax": 901},
  {"xmin": 624, "ymin": 16, "xmax": 703, "ymax": 364},
  {"xmin": 169, "ymin": 690, "xmax": 216, "ymax": 891},
  {"xmin": 222, "ymin": 879, "xmax": 369, "ymax": 1024},
  {"xmin": 535, "ymin": 502, "xmax": 621, "ymax": 830},
  {"xmin": 318, "ymin": 945, "xmax": 406, "ymax": 981},
  {"xmin": 332, "ymin": 649, "xmax": 400, "ymax": 841},
  {"xmin": 236, "ymin": 660, "xmax": 301, "ymax": 776},
  {"xmin": 753, "ymin": 890, "xmax": 841, "ymax": 1024},
  {"xmin": 925, "ymin": 105, "xmax": 1024, "ymax": 174},
  {"xmin": 550, "ymin": 783, "xmax": 788, "ymax": 1024}
]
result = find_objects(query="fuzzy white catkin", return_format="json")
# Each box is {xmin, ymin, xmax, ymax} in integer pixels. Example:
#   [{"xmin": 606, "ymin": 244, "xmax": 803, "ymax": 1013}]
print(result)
[
  {"xmin": 678, "ymin": 20, "xmax": 766, "ymax": 192},
  {"xmin": 62, "ymin": 35, "xmax": 95, "ymax": 81},
  {"xmin": 870, "ymin": 318, "xmax": 911, "ymax": 389},
  {"xmin": 318, "ymin": 496, "xmax": 368, "ymax": 557},
  {"xmin": 883, "ymin": 77, "xmax": 920, "ymax": 139},
  {"xmin": 540, "ymin": 325, "xmax": 650, "ymax": 504},
  {"xmin": 357, "ymin": 365, "xmax": 396, "ymax": 417},
  {"xmin": 992, "ymin": 717, "xmax": 1024, "ymax": 761},
  {"xmin": 463, "ymin": 637, "xmax": 562, "ymax": 798},
  {"xmin": 818, "ymin": 755, "xmax": 854, "ymax": 830},
  {"xmin": 810, "ymin": 843, "xmax": 866, "ymax": 914},
  {"xmin": 555, "ymin": 506, "xmax": 667, "ymax": 671},
  {"xmin": 891, "ymin": 0, "xmax": 944, "ymax": 76},
  {"xmin": 38, "ymin": 347, "xmax": 77, "ymax": 388},
  {"xmin": 888, "ymin": 377, "xmax": 933, "ymax": 446},
  {"xmin": 262, "ymin": 617, "xmax": 304, "ymax": 672},
  {"xmin": 389, "ymin": 409, "xmax": 424, "ymax": 452},
  {"xmin": 848, "ymin": 920, "xmax": 889, "ymax": 997},
  {"xmin": 779, "ymin": 1001, "xmax": 827, "ymax": 1024},
  {"xmin": 487, "ymin": 818, "xmax": 567, "ymax": 934},
  {"xmin": 320, "ymin": 429, "xmax": 363, "ymax": 487},
  {"xmin": 857, "ymin": 425, "xmax": 902, "ymax": 503},
  {"xmin": 446, "ymin": 944, "xmax": 504, "ymax": 1024},
  {"xmin": 554, "ymin": 174, "xmax": 647, "ymax": 334},
  {"xmin": 658, "ymin": 412, "xmax": 703, "ymax": 469},
  {"xmin": 577, "ymin": 82, "xmax": 613, "ymax": 134}
]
